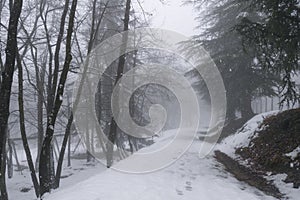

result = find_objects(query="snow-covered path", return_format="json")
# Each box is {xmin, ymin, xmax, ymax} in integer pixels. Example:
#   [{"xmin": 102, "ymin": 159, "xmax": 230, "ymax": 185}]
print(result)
[{"xmin": 45, "ymin": 140, "xmax": 275, "ymax": 200}]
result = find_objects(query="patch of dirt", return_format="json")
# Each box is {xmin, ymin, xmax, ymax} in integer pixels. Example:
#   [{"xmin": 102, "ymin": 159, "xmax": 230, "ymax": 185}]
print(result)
[
  {"xmin": 215, "ymin": 150, "xmax": 284, "ymax": 199},
  {"xmin": 236, "ymin": 108, "xmax": 300, "ymax": 189}
]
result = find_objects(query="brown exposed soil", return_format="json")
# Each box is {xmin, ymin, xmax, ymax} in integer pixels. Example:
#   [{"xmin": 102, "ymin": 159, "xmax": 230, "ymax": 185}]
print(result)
[
  {"xmin": 236, "ymin": 108, "xmax": 300, "ymax": 189},
  {"xmin": 215, "ymin": 150, "xmax": 284, "ymax": 199}
]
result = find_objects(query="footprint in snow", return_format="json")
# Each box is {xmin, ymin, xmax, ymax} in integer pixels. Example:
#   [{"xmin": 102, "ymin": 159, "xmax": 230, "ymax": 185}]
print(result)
[
  {"xmin": 185, "ymin": 181, "xmax": 193, "ymax": 191},
  {"xmin": 176, "ymin": 189, "xmax": 184, "ymax": 196},
  {"xmin": 185, "ymin": 185, "xmax": 193, "ymax": 191}
]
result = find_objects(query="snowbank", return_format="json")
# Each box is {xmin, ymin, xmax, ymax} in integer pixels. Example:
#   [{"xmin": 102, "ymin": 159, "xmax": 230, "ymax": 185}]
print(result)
[{"xmin": 216, "ymin": 111, "xmax": 279, "ymax": 157}]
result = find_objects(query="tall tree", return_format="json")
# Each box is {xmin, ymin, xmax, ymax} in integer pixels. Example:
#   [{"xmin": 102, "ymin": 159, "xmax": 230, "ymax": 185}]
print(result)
[
  {"xmin": 236, "ymin": 0, "xmax": 300, "ymax": 105},
  {"xmin": 39, "ymin": 0, "xmax": 77, "ymax": 196},
  {"xmin": 16, "ymin": 50, "xmax": 40, "ymax": 198},
  {"xmin": 0, "ymin": 0, "xmax": 23, "ymax": 199},
  {"xmin": 54, "ymin": 0, "xmax": 110, "ymax": 188},
  {"xmin": 184, "ymin": 0, "xmax": 279, "ymax": 121},
  {"xmin": 106, "ymin": 0, "xmax": 132, "ymax": 168}
]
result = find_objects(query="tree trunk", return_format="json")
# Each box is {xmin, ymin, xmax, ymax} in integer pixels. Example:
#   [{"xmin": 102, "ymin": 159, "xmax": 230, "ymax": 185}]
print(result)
[
  {"xmin": 68, "ymin": 127, "xmax": 71, "ymax": 167},
  {"xmin": 35, "ymin": 58, "xmax": 46, "ymax": 170},
  {"xmin": 39, "ymin": 0, "xmax": 77, "ymax": 196},
  {"xmin": 226, "ymin": 106, "xmax": 237, "ymax": 122},
  {"xmin": 53, "ymin": 0, "xmax": 109, "ymax": 182},
  {"xmin": 54, "ymin": 113, "xmax": 73, "ymax": 189},
  {"xmin": 7, "ymin": 137, "xmax": 13, "ymax": 179},
  {"xmin": 240, "ymin": 91, "xmax": 254, "ymax": 119},
  {"xmin": 16, "ymin": 51, "xmax": 40, "ymax": 198},
  {"xmin": 106, "ymin": 0, "xmax": 131, "ymax": 168},
  {"xmin": 0, "ymin": 0, "xmax": 23, "ymax": 199}
]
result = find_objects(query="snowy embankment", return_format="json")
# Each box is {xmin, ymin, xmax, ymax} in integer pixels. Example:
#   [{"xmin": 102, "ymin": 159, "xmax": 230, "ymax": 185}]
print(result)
[
  {"xmin": 45, "ymin": 129, "xmax": 278, "ymax": 200},
  {"xmin": 217, "ymin": 111, "xmax": 279, "ymax": 157},
  {"xmin": 217, "ymin": 111, "xmax": 300, "ymax": 200}
]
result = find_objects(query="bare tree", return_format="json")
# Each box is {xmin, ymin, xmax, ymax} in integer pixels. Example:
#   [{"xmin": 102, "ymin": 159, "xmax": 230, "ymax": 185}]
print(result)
[
  {"xmin": 54, "ymin": 0, "xmax": 110, "ymax": 188},
  {"xmin": 16, "ymin": 50, "xmax": 40, "ymax": 198},
  {"xmin": 106, "ymin": 0, "xmax": 131, "ymax": 168},
  {"xmin": 0, "ymin": 0, "xmax": 23, "ymax": 199},
  {"xmin": 39, "ymin": 0, "xmax": 78, "ymax": 196}
]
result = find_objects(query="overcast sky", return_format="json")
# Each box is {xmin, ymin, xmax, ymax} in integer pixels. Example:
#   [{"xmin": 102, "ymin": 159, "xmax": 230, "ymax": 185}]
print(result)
[{"xmin": 140, "ymin": 0, "xmax": 198, "ymax": 37}]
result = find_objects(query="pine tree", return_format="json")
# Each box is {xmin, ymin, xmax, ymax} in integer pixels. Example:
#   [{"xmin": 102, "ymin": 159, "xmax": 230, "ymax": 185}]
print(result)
[
  {"xmin": 185, "ymin": 0, "xmax": 280, "ymax": 121},
  {"xmin": 236, "ymin": 0, "xmax": 300, "ymax": 105}
]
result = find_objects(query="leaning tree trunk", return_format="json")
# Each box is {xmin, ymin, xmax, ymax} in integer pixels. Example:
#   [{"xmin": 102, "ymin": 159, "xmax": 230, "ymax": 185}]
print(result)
[
  {"xmin": 54, "ymin": 113, "xmax": 73, "ymax": 189},
  {"xmin": 0, "ymin": 1, "xmax": 23, "ymax": 199}
]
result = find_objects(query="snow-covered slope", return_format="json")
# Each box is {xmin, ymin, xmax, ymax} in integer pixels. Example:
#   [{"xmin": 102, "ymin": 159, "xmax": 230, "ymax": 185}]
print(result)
[
  {"xmin": 217, "ymin": 111, "xmax": 279, "ymax": 157},
  {"xmin": 217, "ymin": 111, "xmax": 300, "ymax": 200}
]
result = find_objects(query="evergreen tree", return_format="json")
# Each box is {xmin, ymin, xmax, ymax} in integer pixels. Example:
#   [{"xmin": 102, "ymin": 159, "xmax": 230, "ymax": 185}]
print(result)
[
  {"xmin": 235, "ymin": 0, "xmax": 300, "ymax": 105},
  {"xmin": 185, "ymin": 0, "xmax": 280, "ymax": 121}
]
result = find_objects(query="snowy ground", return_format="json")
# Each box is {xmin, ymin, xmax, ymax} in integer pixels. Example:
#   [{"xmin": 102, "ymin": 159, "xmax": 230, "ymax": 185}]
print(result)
[
  {"xmin": 8, "ymin": 111, "xmax": 300, "ymax": 200},
  {"xmin": 44, "ymin": 134, "xmax": 277, "ymax": 200},
  {"xmin": 44, "ymin": 142, "xmax": 277, "ymax": 200},
  {"xmin": 7, "ymin": 159, "xmax": 106, "ymax": 200}
]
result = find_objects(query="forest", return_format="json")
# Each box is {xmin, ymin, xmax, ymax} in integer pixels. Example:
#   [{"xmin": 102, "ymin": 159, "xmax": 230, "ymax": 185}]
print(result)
[{"xmin": 0, "ymin": 0, "xmax": 299, "ymax": 199}]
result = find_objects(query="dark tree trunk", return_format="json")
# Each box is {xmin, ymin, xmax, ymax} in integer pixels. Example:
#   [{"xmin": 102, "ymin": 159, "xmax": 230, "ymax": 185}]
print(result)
[
  {"xmin": 0, "ymin": 0, "xmax": 23, "ymax": 199},
  {"xmin": 39, "ymin": 0, "xmax": 77, "ymax": 196},
  {"xmin": 53, "ymin": 0, "xmax": 109, "ymax": 181},
  {"xmin": 128, "ymin": 136, "xmax": 134, "ymax": 154},
  {"xmin": 68, "ymin": 127, "xmax": 71, "ymax": 167},
  {"xmin": 16, "ymin": 51, "xmax": 40, "ymax": 198},
  {"xmin": 240, "ymin": 91, "xmax": 254, "ymax": 119},
  {"xmin": 226, "ymin": 106, "xmax": 237, "ymax": 122},
  {"xmin": 35, "ymin": 58, "xmax": 46, "ymax": 170},
  {"xmin": 106, "ymin": 0, "xmax": 131, "ymax": 168},
  {"xmin": 7, "ymin": 137, "xmax": 13, "ymax": 179},
  {"xmin": 54, "ymin": 113, "xmax": 73, "ymax": 189},
  {"xmin": 106, "ymin": 120, "xmax": 118, "ymax": 167},
  {"xmin": 39, "ymin": 131, "xmax": 53, "ymax": 196}
]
